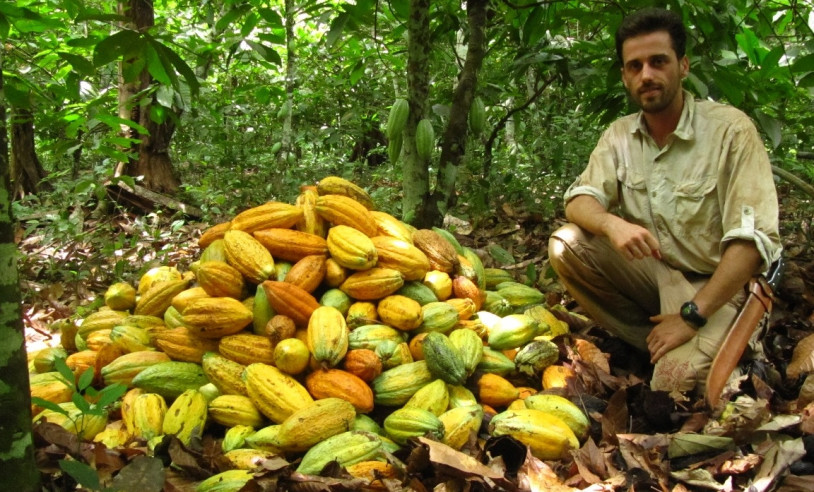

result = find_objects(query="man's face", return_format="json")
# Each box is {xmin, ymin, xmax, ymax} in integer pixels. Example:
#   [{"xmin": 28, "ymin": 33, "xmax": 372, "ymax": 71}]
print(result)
[{"xmin": 621, "ymin": 31, "xmax": 689, "ymax": 114}]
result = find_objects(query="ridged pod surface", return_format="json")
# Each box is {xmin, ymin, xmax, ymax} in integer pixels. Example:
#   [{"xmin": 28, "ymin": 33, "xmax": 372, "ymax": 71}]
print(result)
[
  {"xmin": 371, "ymin": 236, "xmax": 430, "ymax": 281},
  {"xmin": 196, "ymin": 261, "xmax": 246, "ymax": 299},
  {"xmin": 198, "ymin": 220, "xmax": 231, "ymax": 248},
  {"xmin": 223, "ymin": 229, "xmax": 276, "ymax": 283},
  {"xmin": 219, "ymin": 333, "xmax": 276, "ymax": 365},
  {"xmin": 421, "ymin": 332, "xmax": 467, "ymax": 386},
  {"xmin": 261, "ymin": 281, "xmax": 320, "ymax": 328},
  {"xmin": 181, "ymin": 297, "xmax": 253, "ymax": 339},
  {"xmin": 162, "ymin": 388, "xmax": 208, "ymax": 445},
  {"xmin": 253, "ymin": 228, "xmax": 329, "ymax": 262},
  {"xmin": 371, "ymin": 360, "xmax": 434, "ymax": 406},
  {"xmin": 273, "ymin": 398, "xmax": 357, "ymax": 452},
  {"xmin": 326, "ymin": 225, "xmax": 378, "ymax": 270},
  {"xmin": 295, "ymin": 187, "xmax": 328, "ymax": 237},
  {"xmin": 202, "ymin": 351, "xmax": 248, "ymax": 396},
  {"xmin": 208, "ymin": 394, "xmax": 265, "ymax": 428},
  {"xmin": 307, "ymin": 306, "xmax": 349, "ymax": 368},
  {"xmin": 439, "ymin": 404, "xmax": 483, "ymax": 450},
  {"xmin": 151, "ymin": 327, "xmax": 221, "ymax": 363},
  {"xmin": 376, "ymin": 295, "xmax": 422, "ymax": 331},
  {"xmin": 370, "ymin": 211, "xmax": 414, "ymax": 243},
  {"xmin": 383, "ymin": 407, "xmax": 444, "ymax": 445},
  {"xmin": 316, "ymin": 176, "xmax": 376, "ymax": 211},
  {"xmin": 244, "ymin": 363, "xmax": 314, "ymax": 423},
  {"xmin": 340, "ymin": 268, "xmax": 404, "ymax": 301},
  {"xmin": 412, "ymin": 229, "xmax": 459, "ymax": 274},
  {"xmin": 305, "ymin": 368, "xmax": 375, "ymax": 413},
  {"xmin": 284, "ymin": 255, "xmax": 326, "ymax": 293},
  {"xmin": 315, "ymin": 194, "xmax": 378, "ymax": 237},
  {"xmin": 229, "ymin": 201, "xmax": 303, "ymax": 233},
  {"xmin": 296, "ymin": 430, "xmax": 383, "ymax": 475},
  {"xmin": 488, "ymin": 408, "xmax": 579, "ymax": 460}
]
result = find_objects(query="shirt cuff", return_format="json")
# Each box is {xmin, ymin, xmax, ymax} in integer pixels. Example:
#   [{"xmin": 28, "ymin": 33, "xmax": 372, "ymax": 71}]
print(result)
[
  {"xmin": 564, "ymin": 185, "xmax": 610, "ymax": 210},
  {"xmin": 722, "ymin": 206, "xmax": 782, "ymax": 273}
]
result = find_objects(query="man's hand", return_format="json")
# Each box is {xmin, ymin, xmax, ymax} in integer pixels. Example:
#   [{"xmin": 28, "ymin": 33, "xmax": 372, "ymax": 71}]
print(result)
[
  {"xmin": 646, "ymin": 313, "xmax": 696, "ymax": 363},
  {"xmin": 564, "ymin": 196, "xmax": 661, "ymax": 261},
  {"xmin": 604, "ymin": 216, "xmax": 662, "ymax": 261}
]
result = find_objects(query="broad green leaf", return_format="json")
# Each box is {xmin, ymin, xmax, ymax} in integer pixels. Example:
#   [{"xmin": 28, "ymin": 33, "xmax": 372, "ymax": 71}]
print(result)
[
  {"xmin": 245, "ymin": 40, "xmax": 282, "ymax": 65},
  {"xmin": 146, "ymin": 43, "xmax": 174, "ymax": 86},
  {"xmin": 95, "ymin": 113, "xmax": 150, "ymax": 135},
  {"xmin": 735, "ymin": 27, "xmax": 761, "ymax": 66},
  {"xmin": 754, "ymin": 110, "xmax": 782, "ymax": 149},
  {"xmin": 96, "ymin": 383, "xmax": 127, "ymax": 409},
  {"xmin": 522, "ymin": 7, "xmax": 547, "ymax": 47},
  {"xmin": 59, "ymin": 460, "xmax": 101, "ymax": 491},
  {"xmin": 156, "ymin": 85, "xmax": 175, "ymax": 107},
  {"xmin": 30, "ymin": 398, "xmax": 67, "ymax": 415},
  {"xmin": 154, "ymin": 40, "xmax": 200, "ymax": 96},
  {"xmin": 257, "ymin": 7, "xmax": 282, "ymax": 27},
  {"xmin": 150, "ymin": 105, "xmax": 169, "ymax": 124},
  {"xmin": 0, "ymin": 14, "xmax": 9, "ymax": 38},
  {"xmin": 57, "ymin": 52, "xmax": 95, "ymax": 76},
  {"xmin": 93, "ymin": 29, "xmax": 142, "ymax": 67},
  {"xmin": 327, "ymin": 12, "xmax": 350, "ymax": 48},
  {"xmin": 215, "ymin": 4, "xmax": 251, "ymax": 32},
  {"xmin": 240, "ymin": 12, "xmax": 259, "ymax": 37}
]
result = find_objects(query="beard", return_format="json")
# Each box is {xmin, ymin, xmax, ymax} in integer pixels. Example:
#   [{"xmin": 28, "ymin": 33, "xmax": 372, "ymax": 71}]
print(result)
[{"xmin": 630, "ymin": 80, "xmax": 681, "ymax": 114}]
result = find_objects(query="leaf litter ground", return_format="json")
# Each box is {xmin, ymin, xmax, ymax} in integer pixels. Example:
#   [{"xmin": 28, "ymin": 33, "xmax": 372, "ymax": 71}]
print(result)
[{"xmin": 18, "ymin": 200, "xmax": 814, "ymax": 492}]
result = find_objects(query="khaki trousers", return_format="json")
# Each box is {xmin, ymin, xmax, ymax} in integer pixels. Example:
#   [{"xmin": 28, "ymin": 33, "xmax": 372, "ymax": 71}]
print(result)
[{"xmin": 548, "ymin": 223, "xmax": 749, "ymax": 395}]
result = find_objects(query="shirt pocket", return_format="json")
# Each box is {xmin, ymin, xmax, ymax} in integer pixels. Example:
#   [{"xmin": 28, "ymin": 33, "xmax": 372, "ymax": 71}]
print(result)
[{"xmin": 673, "ymin": 176, "xmax": 720, "ymax": 235}]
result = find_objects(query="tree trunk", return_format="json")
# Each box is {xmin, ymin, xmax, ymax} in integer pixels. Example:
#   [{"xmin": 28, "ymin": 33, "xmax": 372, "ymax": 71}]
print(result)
[
  {"xmin": 115, "ymin": 0, "xmax": 180, "ymax": 193},
  {"xmin": 281, "ymin": 0, "xmax": 296, "ymax": 166},
  {"xmin": 0, "ymin": 51, "xmax": 41, "ymax": 492},
  {"xmin": 401, "ymin": 0, "xmax": 432, "ymax": 226},
  {"xmin": 428, "ymin": 0, "xmax": 488, "ymax": 226},
  {"xmin": 10, "ymin": 107, "xmax": 48, "ymax": 198}
]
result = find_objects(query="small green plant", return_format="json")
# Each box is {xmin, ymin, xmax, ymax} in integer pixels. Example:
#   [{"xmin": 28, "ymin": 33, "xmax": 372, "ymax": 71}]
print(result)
[{"xmin": 31, "ymin": 357, "xmax": 127, "ymax": 492}]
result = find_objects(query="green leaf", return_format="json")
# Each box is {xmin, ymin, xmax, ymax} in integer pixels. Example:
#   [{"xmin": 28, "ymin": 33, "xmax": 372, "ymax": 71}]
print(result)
[
  {"xmin": 59, "ymin": 459, "xmax": 101, "ymax": 491},
  {"xmin": 54, "ymin": 357, "xmax": 76, "ymax": 387},
  {"xmin": 95, "ymin": 113, "xmax": 150, "ymax": 135},
  {"xmin": 96, "ymin": 384, "xmax": 127, "ymax": 410},
  {"xmin": 146, "ymin": 43, "xmax": 174, "ymax": 86},
  {"xmin": 240, "ymin": 12, "xmax": 259, "ymax": 37},
  {"xmin": 735, "ymin": 27, "xmax": 761, "ymax": 66},
  {"xmin": 487, "ymin": 244, "xmax": 515, "ymax": 266},
  {"xmin": 57, "ymin": 52, "xmax": 95, "ymax": 76},
  {"xmin": 93, "ymin": 29, "xmax": 142, "ymax": 67},
  {"xmin": 30, "ymin": 398, "xmax": 68, "ymax": 415},
  {"xmin": 215, "ymin": 4, "xmax": 250, "ymax": 32},
  {"xmin": 668, "ymin": 433, "xmax": 734, "ymax": 459},
  {"xmin": 245, "ymin": 40, "xmax": 282, "ymax": 65},
  {"xmin": 754, "ymin": 110, "xmax": 782, "ymax": 149},
  {"xmin": 257, "ymin": 7, "xmax": 282, "ymax": 28},
  {"xmin": 77, "ymin": 367, "xmax": 94, "ymax": 392},
  {"xmin": 153, "ymin": 40, "xmax": 200, "ymax": 96}
]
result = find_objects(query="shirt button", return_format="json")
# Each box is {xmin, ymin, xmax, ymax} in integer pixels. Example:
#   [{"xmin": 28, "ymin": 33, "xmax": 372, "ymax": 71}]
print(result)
[{"xmin": 651, "ymin": 191, "xmax": 657, "ymax": 197}]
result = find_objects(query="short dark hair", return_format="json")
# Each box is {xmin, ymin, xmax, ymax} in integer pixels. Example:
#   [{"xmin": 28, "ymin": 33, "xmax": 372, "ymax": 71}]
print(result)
[{"xmin": 615, "ymin": 8, "xmax": 687, "ymax": 64}]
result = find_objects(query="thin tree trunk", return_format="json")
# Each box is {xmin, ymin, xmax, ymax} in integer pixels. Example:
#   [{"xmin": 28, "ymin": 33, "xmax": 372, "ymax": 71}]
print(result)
[
  {"xmin": 115, "ymin": 0, "xmax": 180, "ymax": 193},
  {"xmin": 428, "ymin": 0, "xmax": 488, "ymax": 226},
  {"xmin": 0, "ymin": 50, "xmax": 41, "ymax": 492},
  {"xmin": 401, "ymin": 0, "xmax": 432, "ymax": 226},
  {"xmin": 281, "ymin": 0, "xmax": 296, "ymax": 165},
  {"xmin": 10, "ymin": 107, "xmax": 48, "ymax": 198}
]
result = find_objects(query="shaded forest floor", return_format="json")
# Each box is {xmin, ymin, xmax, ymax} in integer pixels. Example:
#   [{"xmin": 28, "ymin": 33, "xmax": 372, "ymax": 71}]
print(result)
[{"xmin": 15, "ymin": 185, "xmax": 814, "ymax": 491}]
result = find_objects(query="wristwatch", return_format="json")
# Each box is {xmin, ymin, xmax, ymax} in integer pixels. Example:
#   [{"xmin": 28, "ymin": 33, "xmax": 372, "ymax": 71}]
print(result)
[{"xmin": 680, "ymin": 301, "xmax": 707, "ymax": 329}]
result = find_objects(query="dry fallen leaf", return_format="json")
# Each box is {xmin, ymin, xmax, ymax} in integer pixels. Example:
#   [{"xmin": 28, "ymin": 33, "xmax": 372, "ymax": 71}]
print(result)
[
  {"xmin": 786, "ymin": 333, "xmax": 814, "ymax": 379},
  {"xmin": 574, "ymin": 338, "xmax": 611, "ymax": 374}
]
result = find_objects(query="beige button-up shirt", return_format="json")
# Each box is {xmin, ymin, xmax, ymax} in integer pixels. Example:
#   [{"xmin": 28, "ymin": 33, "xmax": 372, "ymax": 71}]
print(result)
[{"xmin": 564, "ymin": 91, "xmax": 781, "ymax": 274}]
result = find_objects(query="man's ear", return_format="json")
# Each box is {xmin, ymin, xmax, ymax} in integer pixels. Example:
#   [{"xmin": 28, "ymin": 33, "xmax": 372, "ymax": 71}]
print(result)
[{"xmin": 680, "ymin": 56, "xmax": 689, "ymax": 78}]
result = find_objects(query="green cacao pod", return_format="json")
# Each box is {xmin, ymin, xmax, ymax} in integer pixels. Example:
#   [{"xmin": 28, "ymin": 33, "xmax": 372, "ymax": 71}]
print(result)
[
  {"xmin": 383, "ymin": 407, "xmax": 444, "ymax": 445},
  {"xmin": 421, "ymin": 332, "xmax": 467, "ymax": 385},
  {"xmin": 296, "ymin": 430, "xmax": 383, "ymax": 475},
  {"xmin": 487, "ymin": 313, "xmax": 541, "ymax": 350},
  {"xmin": 415, "ymin": 118, "xmax": 434, "ymax": 161},
  {"xmin": 371, "ymin": 360, "xmax": 433, "ymax": 406},
  {"xmin": 386, "ymin": 98, "xmax": 409, "ymax": 139},
  {"xmin": 469, "ymin": 97, "xmax": 486, "ymax": 135}
]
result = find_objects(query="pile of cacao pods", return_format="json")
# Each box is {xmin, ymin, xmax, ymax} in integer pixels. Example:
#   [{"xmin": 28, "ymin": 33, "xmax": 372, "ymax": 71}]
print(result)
[{"xmin": 29, "ymin": 176, "xmax": 592, "ymax": 491}]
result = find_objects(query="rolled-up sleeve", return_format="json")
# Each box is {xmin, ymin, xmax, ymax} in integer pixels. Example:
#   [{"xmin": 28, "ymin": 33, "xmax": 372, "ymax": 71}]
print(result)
[
  {"xmin": 564, "ymin": 127, "xmax": 622, "ymax": 211},
  {"xmin": 717, "ymin": 119, "xmax": 783, "ymax": 272}
]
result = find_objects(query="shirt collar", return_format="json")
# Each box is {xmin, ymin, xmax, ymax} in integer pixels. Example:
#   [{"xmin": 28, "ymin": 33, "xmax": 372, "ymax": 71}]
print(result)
[{"xmin": 630, "ymin": 89, "xmax": 696, "ymax": 141}]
